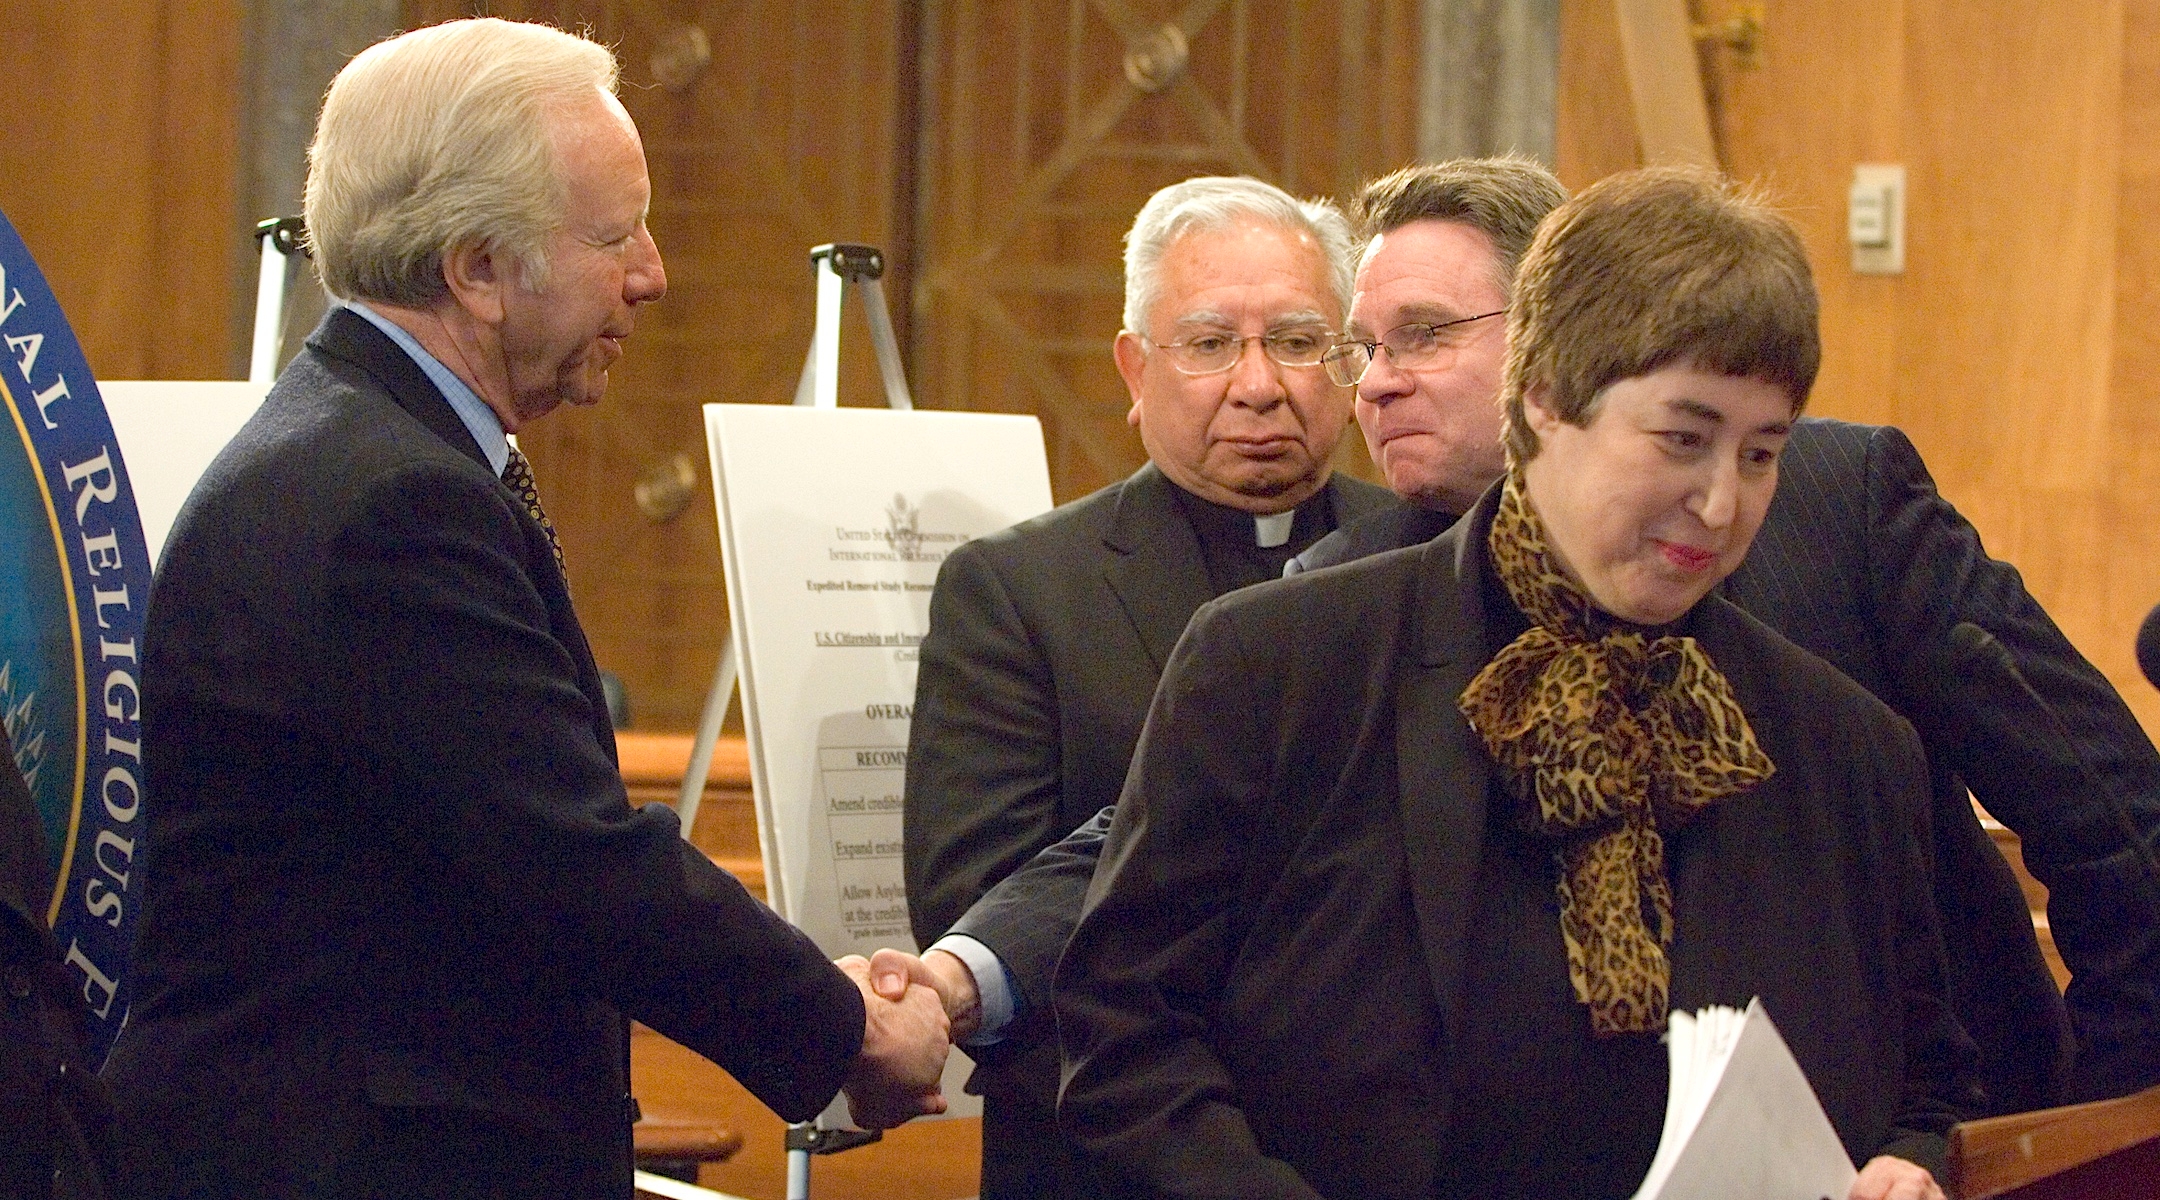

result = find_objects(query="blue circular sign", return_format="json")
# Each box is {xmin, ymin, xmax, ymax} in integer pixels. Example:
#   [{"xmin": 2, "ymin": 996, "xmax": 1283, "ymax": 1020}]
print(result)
[{"xmin": 0, "ymin": 208, "xmax": 152, "ymax": 1061}]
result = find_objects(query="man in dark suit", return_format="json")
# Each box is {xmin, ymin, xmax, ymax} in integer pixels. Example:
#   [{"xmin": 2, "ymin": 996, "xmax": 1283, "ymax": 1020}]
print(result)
[
  {"xmin": 932, "ymin": 158, "xmax": 2160, "ymax": 1122},
  {"xmin": 900, "ymin": 176, "xmax": 1393, "ymax": 1198},
  {"xmin": 105, "ymin": 19, "xmax": 947, "ymax": 1198}
]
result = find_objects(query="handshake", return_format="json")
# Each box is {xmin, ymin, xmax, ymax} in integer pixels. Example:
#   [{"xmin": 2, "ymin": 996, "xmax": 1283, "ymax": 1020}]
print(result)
[{"xmin": 835, "ymin": 947, "xmax": 985, "ymax": 1129}]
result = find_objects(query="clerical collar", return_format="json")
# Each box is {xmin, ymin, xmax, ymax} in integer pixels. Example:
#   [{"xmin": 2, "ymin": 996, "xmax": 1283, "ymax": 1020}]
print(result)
[
  {"xmin": 1172, "ymin": 482, "xmax": 1336, "ymax": 595},
  {"xmin": 1173, "ymin": 486, "xmax": 1321, "ymax": 548}
]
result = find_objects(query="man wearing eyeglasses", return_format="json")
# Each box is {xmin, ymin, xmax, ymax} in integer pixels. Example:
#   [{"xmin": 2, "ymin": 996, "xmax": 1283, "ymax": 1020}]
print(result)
[{"xmin": 901, "ymin": 175, "xmax": 1391, "ymax": 1199}]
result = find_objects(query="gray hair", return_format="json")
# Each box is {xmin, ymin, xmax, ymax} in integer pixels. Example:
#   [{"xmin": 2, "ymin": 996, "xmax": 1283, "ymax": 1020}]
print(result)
[
  {"xmin": 1121, "ymin": 176, "xmax": 1357, "ymax": 334},
  {"xmin": 304, "ymin": 18, "xmax": 619, "ymax": 305}
]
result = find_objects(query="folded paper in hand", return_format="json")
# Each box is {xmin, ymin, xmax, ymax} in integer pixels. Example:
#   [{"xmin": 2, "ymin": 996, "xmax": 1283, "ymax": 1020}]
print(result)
[{"xmin": 1630, "ymin": 997, "xmax": 1857, "ymax": 1200}]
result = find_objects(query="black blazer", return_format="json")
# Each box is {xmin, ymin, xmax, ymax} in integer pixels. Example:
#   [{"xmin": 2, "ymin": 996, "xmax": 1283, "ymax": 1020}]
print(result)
[
  {"xmin": 902, "ymin": 463, "xmax": 1391, "ymax": 1105},
  {"xmin": 107, "ymin": 310, "xmax": 863, "ymax": 1197},
  {"xmin": 1053, "ymin": 492, "xmax": 1976, "ymax": 1200}
]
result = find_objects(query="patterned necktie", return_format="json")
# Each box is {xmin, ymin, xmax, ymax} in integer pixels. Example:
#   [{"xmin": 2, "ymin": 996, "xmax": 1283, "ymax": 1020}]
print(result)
[{"xmin": 501, "ymin": 445, "xmax": 566, "ymax": 576}]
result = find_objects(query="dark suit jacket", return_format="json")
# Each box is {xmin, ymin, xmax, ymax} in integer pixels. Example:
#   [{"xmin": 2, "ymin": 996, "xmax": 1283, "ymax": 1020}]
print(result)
[
  {"xmin": 1723, "ymin": 419, "xmax": 2160, "ymax": 1105},
  {"xmin": 902, "ymin": 463, "xmax": 1391, "ymax": 1108},
  {"xmin": 106, "ymin": 310, "xmax": 863, "ymax": 1198},
  {"xmin": 1053, "ymin": 492, "xmax": 1976, "ymax": 1200}
]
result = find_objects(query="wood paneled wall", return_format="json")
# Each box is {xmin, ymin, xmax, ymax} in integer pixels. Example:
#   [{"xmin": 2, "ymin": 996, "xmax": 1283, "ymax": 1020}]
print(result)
[
  {"xmin": 25, "ymin": 0, "xmax": 2158, "ymax": 736},
  {"xmin": 1560, "ymin": 0, "xmax": 2160, "ymax": 735},
  {"xmin": 0, "ymin": 0, "xmax": 244, "ymax": 380}
]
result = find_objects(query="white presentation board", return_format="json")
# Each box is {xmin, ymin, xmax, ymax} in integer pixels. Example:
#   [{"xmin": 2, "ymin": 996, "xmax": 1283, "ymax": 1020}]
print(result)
[
  {"xmin": 705, "ymin": 404, "xmax": 1055, "ymax": 1124},
  {"xmin": 100, "ymin": 380, "xmax": 267, "ymax": 565}
]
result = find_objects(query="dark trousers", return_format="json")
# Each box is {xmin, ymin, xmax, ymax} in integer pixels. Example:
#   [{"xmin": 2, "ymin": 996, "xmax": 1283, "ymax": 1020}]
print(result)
[
  {"xmin": 981, "ymin": 1094, "xmax": 1123, "ymax": 1200},
  {"xmin": 111, "ymin": 1097, "xmax": 631, "ymax": 1200}
]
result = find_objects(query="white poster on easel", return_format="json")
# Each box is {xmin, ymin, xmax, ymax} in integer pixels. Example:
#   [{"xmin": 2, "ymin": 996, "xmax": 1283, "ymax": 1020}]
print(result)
[
  {"xmin": 98, "ymin": 380, "xmax": 268, "ymax": 565},
  {"xmin": 705, "ymin": 403, "xmax": 1053, "ymax": 1123}
]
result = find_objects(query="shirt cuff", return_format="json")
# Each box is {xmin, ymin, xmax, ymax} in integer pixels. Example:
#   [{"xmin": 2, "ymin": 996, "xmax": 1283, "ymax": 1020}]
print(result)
[{"xmin": 929, "ymin": 932, "xmax": 1017, "ymax": 1046}]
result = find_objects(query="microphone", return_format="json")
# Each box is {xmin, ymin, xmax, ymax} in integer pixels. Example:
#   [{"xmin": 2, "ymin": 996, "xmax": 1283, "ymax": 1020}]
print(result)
[
  {"xmin": 1949, "ymin": 620, "xmax": 2160, "ymax": 885},
  {"xmin": 2137, "ymin": 603, "xmax": 2160, "ymax": 691}
]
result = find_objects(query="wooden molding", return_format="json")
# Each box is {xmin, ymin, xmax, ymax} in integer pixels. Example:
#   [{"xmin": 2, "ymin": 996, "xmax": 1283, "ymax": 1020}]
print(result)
[
  {"xmin": 1611, "ymin": 0, "xmax": 1719, "ymax": 168},
  {"xmin": 1950, "ymin": 1082, "xmax": 2160, "ymax": 1199}
]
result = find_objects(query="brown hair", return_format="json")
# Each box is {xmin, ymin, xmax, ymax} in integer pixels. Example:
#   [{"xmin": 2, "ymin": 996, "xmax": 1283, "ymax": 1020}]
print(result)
[
  {"xmin": 1499, "ymin": 166, "xmax": 1819, "ymax": 463},
  {"xmin": 1355, "ymin": 156, "xmax": 1567, "ymax": 298}
]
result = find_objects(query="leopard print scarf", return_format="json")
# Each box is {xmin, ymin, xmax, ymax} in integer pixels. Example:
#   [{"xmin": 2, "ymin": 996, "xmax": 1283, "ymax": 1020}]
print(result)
[{"xmin": 1457, "ymin": 471, "xmax": 1775, "ymax": 1036}]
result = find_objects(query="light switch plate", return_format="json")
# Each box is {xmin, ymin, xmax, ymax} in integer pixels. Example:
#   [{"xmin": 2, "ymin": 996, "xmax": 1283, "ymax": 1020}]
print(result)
[{"xmin": 1850, "ymin": 163, "xmax": 1906, "ymax": 275}]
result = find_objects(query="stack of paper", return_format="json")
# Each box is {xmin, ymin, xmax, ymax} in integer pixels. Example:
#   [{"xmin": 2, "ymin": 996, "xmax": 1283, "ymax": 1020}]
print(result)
[{"xmin": 1630, "ymin": 998, "xmax": 1857, "ymax": 1200}]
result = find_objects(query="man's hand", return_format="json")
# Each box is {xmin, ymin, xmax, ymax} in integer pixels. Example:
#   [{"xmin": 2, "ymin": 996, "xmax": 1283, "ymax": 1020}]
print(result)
[
  {"xmin": 1849, "ymin": 1155, "xmax": 1944, "ymax": 1200},
  {"xmin": 837, "ymin": 954, "xmax": 951, "ymax": 1129},
  {"xmin": 865, "ymin": 947, "xmax": 984, "ymax": 1043}
]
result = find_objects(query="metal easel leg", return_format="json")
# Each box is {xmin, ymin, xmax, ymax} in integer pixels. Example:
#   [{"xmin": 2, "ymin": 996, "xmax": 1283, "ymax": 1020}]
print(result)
[
  {"xmin": 675, "ymin": 638, "xmax": 736, "ymax": 831},
  {"xmin": 785, "ymin": 1122, "xmax": 883, "ymax": 1200},
  {"xmin": 719, "ymin": 242, "xmax": 913, "ymax": 1200},
  {"xmin": 250, "ymin": 216, "xmax": 306, "ymax": 386},
  {"xmin": 786, "ymin": 1129, "xmax": 811, "ymax": 1200}
]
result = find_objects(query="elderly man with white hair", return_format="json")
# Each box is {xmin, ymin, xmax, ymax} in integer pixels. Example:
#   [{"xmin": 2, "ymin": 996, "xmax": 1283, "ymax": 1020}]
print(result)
[
  {"xmin": 901, "ymin": 175, "xmax": 1391, "ymax": 1199},
  {"xmin": 107, "ymin": 19, "xmax": 947, "ymax": 1197}
]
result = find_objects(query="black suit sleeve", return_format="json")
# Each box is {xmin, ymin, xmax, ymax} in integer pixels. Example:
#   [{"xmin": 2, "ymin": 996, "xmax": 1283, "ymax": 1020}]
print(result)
[
  {"xmin": 329, "ymin": 461, "xmax": 862, "ymax": 1121},
  {"xmin": 1055, "ymin": 605, "xmax": 1323, "ymax": 1200},
  {"xmin": 948, "ymin": 805, "xmax": 1113, "ymax": 1037},
  {"xmin": 904, "ymin": 540, "xmax": 1069, "ymax": 949},
  {"xmin": 1876, "ymin": 713, "xmax": 1983, "ymax": 1169},
  {"xmin": 1850, "ymin": 425, "xmax": 2160, "ymax": 1097}
]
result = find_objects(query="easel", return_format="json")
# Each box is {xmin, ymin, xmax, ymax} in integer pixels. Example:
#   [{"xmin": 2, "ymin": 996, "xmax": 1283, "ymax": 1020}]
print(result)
[
  {"xmin": 250, "ymin": 216, "xmax": 307, "ymax": 385},
  {"xmin": 676, "ymin": 241, "xmax": 912, "ymax": 829},
  {"xmin": 683, "ymin": 243, "xmax": 915, "ymax": 1200}
]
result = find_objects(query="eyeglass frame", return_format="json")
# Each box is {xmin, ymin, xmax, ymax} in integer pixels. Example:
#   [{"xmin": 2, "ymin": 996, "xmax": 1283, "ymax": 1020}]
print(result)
[
  {"xmin": 1139, "ymin": 325, "xmax": 1339, "ymax": 376},
  {"xmin": 1319, "ymin": 310, "xmax": 1507, "ymax": 387}
]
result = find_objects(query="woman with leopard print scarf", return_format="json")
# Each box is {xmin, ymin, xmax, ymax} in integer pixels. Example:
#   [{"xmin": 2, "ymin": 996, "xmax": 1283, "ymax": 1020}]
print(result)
[{"xmin": 1055, "ymin": 167, "xmax": 1976, "ymax": 1200}]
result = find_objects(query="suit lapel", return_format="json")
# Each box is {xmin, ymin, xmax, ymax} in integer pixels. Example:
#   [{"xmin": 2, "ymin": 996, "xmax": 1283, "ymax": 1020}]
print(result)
[
  {"xmin": 1101, "ymin": 464, "xmax": 1219, "ymax": 673},
  {"xmin": 307, "ymin": 308, "xmax": 605, "ymax": 743},
  {"xmin": 1395, "ymin": 500, "xmax": 1497, "ymax": 1057}
]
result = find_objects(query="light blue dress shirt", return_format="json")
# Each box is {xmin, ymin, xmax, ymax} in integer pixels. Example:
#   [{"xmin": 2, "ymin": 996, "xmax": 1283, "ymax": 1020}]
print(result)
[
  {"xmin": 344, "ymin": 301, "xmax": 509, "ymax": 477},
  {"xmin": 930, "ymin": 932, "xmax": 1017, "ymax": 1046}
]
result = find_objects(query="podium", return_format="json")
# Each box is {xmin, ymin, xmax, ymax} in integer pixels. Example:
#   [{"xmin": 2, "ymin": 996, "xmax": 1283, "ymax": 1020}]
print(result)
[{"xmin": 1949, "ymin": 1082, "xmax": 2160, "ymax": 1198}]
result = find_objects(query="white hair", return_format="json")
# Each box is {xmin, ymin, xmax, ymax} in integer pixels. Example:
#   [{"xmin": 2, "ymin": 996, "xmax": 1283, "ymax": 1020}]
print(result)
[
  {"xmin": 1121, "ymin": 176, "xmax": 1357, "ymax": 334},
  {"xmin": 304, "ymin": 18, "xmax": 619, "ymax": 304}
]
